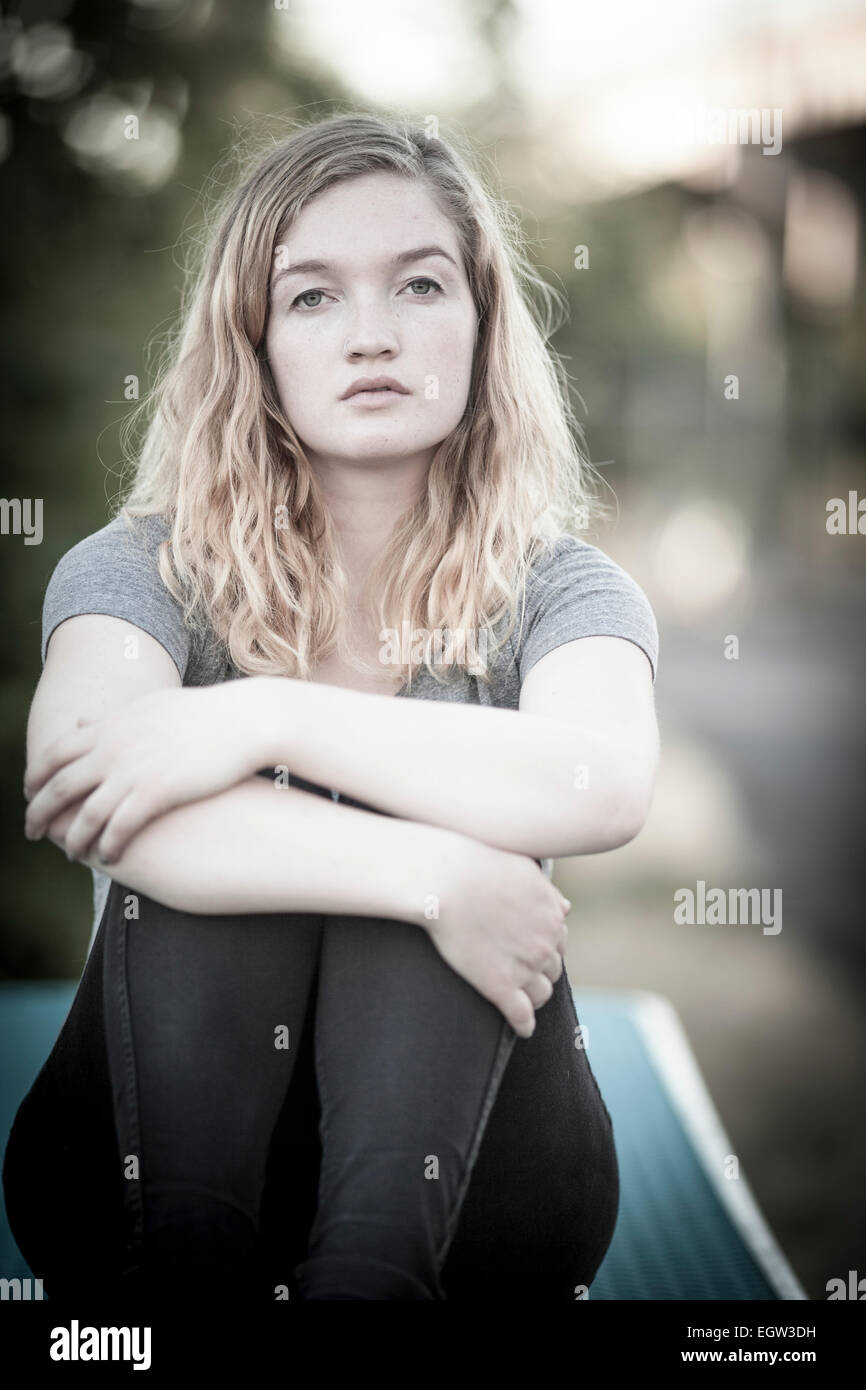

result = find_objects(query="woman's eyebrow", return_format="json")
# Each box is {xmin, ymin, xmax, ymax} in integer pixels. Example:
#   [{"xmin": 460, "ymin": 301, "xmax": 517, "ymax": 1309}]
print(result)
[{"xmin": 271, "ymin": 244, "xmax": 459, "ymax": 290}]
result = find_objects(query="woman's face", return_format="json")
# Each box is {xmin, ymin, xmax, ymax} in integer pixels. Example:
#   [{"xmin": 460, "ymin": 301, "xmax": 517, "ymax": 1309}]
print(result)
[{"xmin": 264, "ymin": 171, "xmax": 478, "ymax": 474}]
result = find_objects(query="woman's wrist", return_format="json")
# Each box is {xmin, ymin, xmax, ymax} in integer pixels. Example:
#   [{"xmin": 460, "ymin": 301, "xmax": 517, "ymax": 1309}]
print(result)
[
  {"xmin": 382, "ymin": 818, "xmax": 475, "ymax": 931},
  {"xmin": 245, "ymin": 675, "xmax": 477, "ymax": 928},
  {"xmin": 238, "ymin": 675, "xmax": 297, "ymax": 771}
]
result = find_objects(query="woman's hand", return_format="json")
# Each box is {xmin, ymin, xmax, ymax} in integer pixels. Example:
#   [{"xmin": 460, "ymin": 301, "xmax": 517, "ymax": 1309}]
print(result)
[
  {"xmin": 23, "ymin": 679, "xmax": 271, "ymax": 865},
  {"xmin": 423, "ymin": 837, "xmax": 571, "ymax": 1039}
]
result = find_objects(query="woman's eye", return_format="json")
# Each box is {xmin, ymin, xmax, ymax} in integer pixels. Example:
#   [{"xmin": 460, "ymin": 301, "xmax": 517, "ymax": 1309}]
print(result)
[
  {"xmin": 405, "ymin": 277, "xmax": 443, "ymax": 296},
  {"xmin": 291, "ymin": 289, "xmax": 327, "ymax": 309}
]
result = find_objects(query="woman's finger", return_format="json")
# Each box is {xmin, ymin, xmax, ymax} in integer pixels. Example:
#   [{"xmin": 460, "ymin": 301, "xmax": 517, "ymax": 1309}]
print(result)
[
  {"xmin": 93, "ymin": 785, "xmax": 162, "ymax": 866},
  {"xmin": 63, "ymin": 777, "xmax": 131, "ymax": 862},
  {"xmin": 541, "ymin": 951, "xmax": 564, "ymax": 984},
  {"xmin": 24, "ymin": 753, "xmax": 101, "ymax": 839},
  {"xmin": 23, "ymin": 724, "xmax": 97, "ymax": 802},
  {"xmin": 513, "ymin": 991, "xmax": 537, "ymax": 1037},
  {"xmin": 524, "ymin": 972, "xmax": 555, "ymax": 1008}
]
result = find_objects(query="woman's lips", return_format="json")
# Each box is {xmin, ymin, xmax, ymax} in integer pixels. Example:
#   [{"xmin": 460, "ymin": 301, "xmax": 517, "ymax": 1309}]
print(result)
[{"xmin": 343, "ymin": 387, "xmax": 408, "ymax": 406}]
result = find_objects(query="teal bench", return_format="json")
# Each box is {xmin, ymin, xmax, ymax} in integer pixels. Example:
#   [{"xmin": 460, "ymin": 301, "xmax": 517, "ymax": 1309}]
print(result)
[{"xmin": 0, "ymin": 982, "xmax": 807, "ymax": 1300}]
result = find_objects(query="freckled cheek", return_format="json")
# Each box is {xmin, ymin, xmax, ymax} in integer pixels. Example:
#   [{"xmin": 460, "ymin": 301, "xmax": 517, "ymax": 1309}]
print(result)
[
  {"xmin": 426, "ymin": 324, "xmax": 476, "ymax": 402},
  {"xmin": 265, "ymin": 329, "xmax": 327, "ymax": 407}
]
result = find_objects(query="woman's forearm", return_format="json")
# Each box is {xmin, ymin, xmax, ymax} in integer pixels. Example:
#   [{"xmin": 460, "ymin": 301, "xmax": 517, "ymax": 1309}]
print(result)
[
  {"xmin": 255, "ymin": 676, "xmax": 647, "ymax": 859},
  {"xmin": 57, "ymin": 778, "xmax": 460, "ymax": 924}
]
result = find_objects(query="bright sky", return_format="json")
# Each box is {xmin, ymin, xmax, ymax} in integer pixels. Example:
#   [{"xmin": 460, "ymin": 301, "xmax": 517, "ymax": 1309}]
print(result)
[
  {"xmin": 271, "ymin": 0, "xmax": 493, "ymax": 109},
  {"xmin": 270, "ymin": 0, "xmax": 866, "ymax": 196},
  {"xmin": 272, "ymin": 0, "xmax": 866, "ymax": 108}
]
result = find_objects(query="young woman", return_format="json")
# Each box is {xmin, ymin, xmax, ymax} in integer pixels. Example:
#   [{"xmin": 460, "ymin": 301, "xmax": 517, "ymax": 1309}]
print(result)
[{"xmin": 4, "ymin": 111, "xmax": 659, "ymax": 1303}]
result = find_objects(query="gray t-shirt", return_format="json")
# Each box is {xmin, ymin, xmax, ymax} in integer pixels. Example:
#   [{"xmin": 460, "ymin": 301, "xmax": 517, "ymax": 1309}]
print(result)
[{"xmin": 41, "ymin": 512, "xmax": 659, "ymax": 952}]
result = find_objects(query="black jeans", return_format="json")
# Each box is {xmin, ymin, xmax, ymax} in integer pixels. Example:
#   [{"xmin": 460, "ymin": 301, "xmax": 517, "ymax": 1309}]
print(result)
[{"xmin": 3, "ymin": 780, "xmax": 619, "ymax": 1303}]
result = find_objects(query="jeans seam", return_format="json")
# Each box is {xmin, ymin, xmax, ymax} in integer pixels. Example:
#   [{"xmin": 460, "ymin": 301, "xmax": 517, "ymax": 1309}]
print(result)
[
  {"xmin": 434, "ymin": 1015, "xmax": 516, "ymax": 1270},
  {"xmin": 102, "ymin": 879, "xmax": 145, "ymax": 1266}
]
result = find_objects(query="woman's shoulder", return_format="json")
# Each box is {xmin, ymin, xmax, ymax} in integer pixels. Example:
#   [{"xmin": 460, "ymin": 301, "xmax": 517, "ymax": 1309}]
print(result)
[
  {"xmin": 524, "ymin": 531, "xmax": 650, "ymax": 593},
  {"xmin": 518, "ymin": 530, "xmax": 659, "ymax": 682},
  {"xmin": 40, "ymin": 509, "xmax": 188, "ymax": 674},
  {"xmin": 41, "ymin": 510, "xmax": 236, "ymax": 686},
  {"xmin": 82, "ymin": 508, "xmax": 170, "ymax": 549},
  {"xmin": 47, "ymin": 510, "xmax": 172, "ymax": 571}
]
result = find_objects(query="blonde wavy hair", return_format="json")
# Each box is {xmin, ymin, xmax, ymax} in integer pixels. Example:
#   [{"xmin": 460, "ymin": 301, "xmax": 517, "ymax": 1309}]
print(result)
[{"xmin": 119, "ymin": 108, "xmax": 606, "ymax": 690}]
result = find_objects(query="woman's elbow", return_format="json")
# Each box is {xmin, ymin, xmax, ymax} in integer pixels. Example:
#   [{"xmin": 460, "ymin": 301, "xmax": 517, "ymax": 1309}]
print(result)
[
  {"xmin": 607, "ymin": 802, "xmax": 649, "ymax": 849},
  {"xmin": 608, "ymin": 760, "xmax": 658, "ymax": 848}
]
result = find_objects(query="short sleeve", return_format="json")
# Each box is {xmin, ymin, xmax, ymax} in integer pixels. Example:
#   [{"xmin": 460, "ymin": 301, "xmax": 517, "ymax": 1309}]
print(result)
[
  {"xmin": 41, "ymin": 513, "xmax": 191, "ymax": 681},
  {"xmin": 518, "ymin": 537, "xmax": 659, "ymax": 684}
]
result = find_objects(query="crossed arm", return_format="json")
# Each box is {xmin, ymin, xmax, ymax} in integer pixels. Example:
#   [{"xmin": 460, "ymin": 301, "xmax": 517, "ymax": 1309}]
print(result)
[
  {"xmin": 23, "ymin": 616, "xmax": 659, "ymax": 918},
  {"xmin": 252, "ymin": 636, "xmax": 659, "ymax": 858}
]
